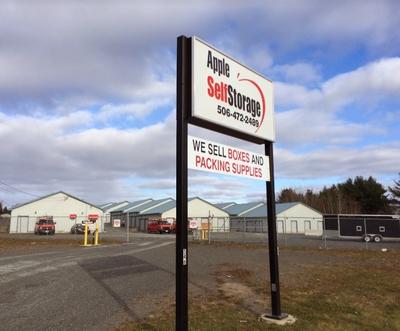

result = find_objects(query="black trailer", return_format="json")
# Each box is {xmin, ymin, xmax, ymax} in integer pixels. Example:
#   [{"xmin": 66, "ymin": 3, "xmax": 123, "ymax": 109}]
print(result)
[{"xmin": 323, "ymin": 214, "xmax": 400, "ymax": 242}]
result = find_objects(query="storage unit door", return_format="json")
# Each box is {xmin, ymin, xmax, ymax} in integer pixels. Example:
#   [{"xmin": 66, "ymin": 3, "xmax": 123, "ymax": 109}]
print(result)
[
  {"xmin": 17, "ymin": 216, "xmax": 29, "ymax": 233},
  {"xmin": 140, "ymin": 219, "xmax": 146, "ymax": 232},
  {"xmin": 277, "ymin": 221, "xmax": 284, "ymax": 233},
  {"xmin": 290, "ymin": 220, "xmax": 298, "ymax": 233}
]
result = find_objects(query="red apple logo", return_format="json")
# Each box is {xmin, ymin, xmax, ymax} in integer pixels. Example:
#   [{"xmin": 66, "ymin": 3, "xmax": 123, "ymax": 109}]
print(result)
[{"xmin": 237, "ymin": 73, "xmax": 266, "ymax": 133}]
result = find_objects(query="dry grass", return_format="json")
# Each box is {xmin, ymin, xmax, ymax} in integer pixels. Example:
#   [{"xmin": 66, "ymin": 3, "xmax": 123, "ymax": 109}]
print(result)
[
  {"xmin": 117, "ymin": 248, "xmax": 400, "ymax": 331},
  {"xmin": 0, "ymin": 236, "xmax": 122, "ymax": 252}
]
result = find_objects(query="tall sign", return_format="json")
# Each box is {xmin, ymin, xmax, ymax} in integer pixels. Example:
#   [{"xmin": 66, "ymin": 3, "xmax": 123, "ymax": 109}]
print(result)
[{"xmin": 176, "ymin": 36, "xmax": 286, "ymax": 331}]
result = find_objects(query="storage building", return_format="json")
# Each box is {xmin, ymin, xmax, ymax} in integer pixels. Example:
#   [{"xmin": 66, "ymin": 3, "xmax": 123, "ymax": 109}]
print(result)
[
  {"xmin": 134, "ymin": 197, "xmax": 230, "ymax": 232},
  {"xmin": 102, "ymin": 201, "xmax": 130, "ymax": 223},
  {"xmin": 10, "ymin": 191, "xmax": 104, "ymax": 233},
  {"xmin": 227, "ymin": 202, "xmax": 323, "ymax": 234},
  {"xmin": 109, "ymin": 199, "xmax": 155, "ymax": 226}
]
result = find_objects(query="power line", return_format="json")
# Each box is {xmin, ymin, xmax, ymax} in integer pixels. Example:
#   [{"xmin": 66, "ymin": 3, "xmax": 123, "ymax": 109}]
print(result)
[
  {"xmin": 0, "ymin": 186, "xmax": 15, "ymax": 193},
  {"xmin": 0, "ymin": 181, "xmax": 39, "ymax": 198}
]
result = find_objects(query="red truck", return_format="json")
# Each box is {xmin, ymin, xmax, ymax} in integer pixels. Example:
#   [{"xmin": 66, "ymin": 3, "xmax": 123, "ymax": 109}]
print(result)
[
  {"xmin": 34, "ymin": 217, "xmax": 56, "ymax": 235},
  {"xmin": 147, "ymin": 220, "xmax": 173, "ymax": 234}
]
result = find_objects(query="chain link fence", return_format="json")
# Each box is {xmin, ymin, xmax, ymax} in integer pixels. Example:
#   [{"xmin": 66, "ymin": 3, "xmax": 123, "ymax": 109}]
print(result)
[
  {"xmin": 188, "ymin": 216, "xmax": 399, "ymax": 251},
  {"xmin": 5, "ymin": 214, "xmax": 399, "ymax": 251}
]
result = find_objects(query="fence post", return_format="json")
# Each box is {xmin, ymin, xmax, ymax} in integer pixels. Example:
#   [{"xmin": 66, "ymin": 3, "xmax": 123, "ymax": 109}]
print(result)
[
  {"xmin": 126, "ymin": 212, "xmax": 130, "ymax": 243},
  {"xmin": 284, "ymin": 217, "xmax": 287, "ymax": 247},
  {"xmin": 208, "ymin": 213, "xmax": 211, "ymax": 244},
  {"xmin": 323, "ymin": 217, "xmax": 327, "ymax": 249}
]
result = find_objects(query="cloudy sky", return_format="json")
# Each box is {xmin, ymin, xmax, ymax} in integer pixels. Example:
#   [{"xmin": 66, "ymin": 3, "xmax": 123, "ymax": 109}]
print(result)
[{"xmin": 1, "ymin": 0, "xmax": 399, "ymax": 207}]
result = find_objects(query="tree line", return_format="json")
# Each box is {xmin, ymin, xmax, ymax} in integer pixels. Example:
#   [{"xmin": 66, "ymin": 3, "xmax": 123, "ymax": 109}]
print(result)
[
  {"xmin": 278, "ymin": 175, "xmax": 400, "ymax": 214},
  {"xmin": 0, "ymin": 202, "xmax": 10, "ymax": 214}
]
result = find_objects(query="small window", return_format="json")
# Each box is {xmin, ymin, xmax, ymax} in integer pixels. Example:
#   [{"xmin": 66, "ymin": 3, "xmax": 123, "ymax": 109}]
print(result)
[
  {"xmin": 379, "ymin": 226, "xmax": 385, "ymax": 233},
  {"xmin": 356, "ymin": 226, "xmax": 362, "ymax": 231}
]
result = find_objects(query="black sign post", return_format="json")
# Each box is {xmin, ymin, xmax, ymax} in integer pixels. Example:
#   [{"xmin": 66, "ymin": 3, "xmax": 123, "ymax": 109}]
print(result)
[
  {"xmin": 265, "ymin": 141, "xmax": 287, "ymax": 319},
  {"xmin": 176, "ymin": 35, "xmax": 287, "ymax": 331},
  {"xmin": 176, "ymin": 36, "xmax": 190, "ymax": 331}
]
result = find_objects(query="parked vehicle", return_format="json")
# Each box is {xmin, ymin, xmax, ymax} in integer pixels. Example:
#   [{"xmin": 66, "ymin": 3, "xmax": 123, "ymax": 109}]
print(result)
[
  {"xmin": 324, "ymin": 214, "xmax": 400, "ymax": 242},
  {"xmin": 70, "ymin": 223, "xmax": 91, "ymax": 234},
  {"xmin": 147, "ymin": 220, "xmax": 173, "ymax": 234},
  {"xmin": 34, "ymin": 217, "xmax": 56, "ymax": 235},
  {"xmin": 170, "ymin": 220, "xmax": 197, "ymax": 233}
]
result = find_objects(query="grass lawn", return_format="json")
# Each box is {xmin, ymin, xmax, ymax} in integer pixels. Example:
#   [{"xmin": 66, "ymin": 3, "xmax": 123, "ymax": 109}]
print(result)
[{"xmin": 117, "ymin": 248, "xmax": 400, "ymax": 331}]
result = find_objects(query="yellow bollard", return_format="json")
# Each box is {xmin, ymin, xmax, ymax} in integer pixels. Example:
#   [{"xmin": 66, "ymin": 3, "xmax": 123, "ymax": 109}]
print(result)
[
  {"xmin": 83, "ymin": 223, "xmax": 88, "ymax": 246},
  {"xmin": 94, "ymin": 222, "xmax": 99, "ymax": 246}
]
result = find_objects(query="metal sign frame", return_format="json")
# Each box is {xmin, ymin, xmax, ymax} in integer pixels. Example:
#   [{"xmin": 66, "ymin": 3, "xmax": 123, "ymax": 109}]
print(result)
[{"xmin": 176, "ymin": 35, "xmax": 286, "ymax": 331}]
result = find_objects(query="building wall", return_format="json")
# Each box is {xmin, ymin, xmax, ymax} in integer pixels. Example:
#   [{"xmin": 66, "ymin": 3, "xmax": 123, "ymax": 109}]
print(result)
[
  {"xmin": 162, "ymin": 198, "xmax": 230, "ymax": 232},
  {"xmin": 133, "ymin": 199, "xmax": 230, "ymax": 232},
  {"xmin": 279, "ymin": 203, "xmax": 322, "ymax": 219},
  {"xmin": 104, "ymin": 202, "xmax": 130, "ymax": 224},
  {"xmin": 230, "ymin": 204, "xmax": 323, "ymax": 235},
  {"xmin": 10, "ymin": 192, "xmax": 104, "ymax": 233},
  {"xmin": 110, "ymin": 211, "xmax": 127, "ymax": 226},
  {"xmin": 278, "ymin": 204, "xmax": 323, "ymax": 234}
]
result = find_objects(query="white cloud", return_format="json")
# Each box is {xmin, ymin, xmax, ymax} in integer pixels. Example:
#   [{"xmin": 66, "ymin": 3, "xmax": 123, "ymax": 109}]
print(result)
[
  {"xmin": 322, "ymin": 57, "xmax": 400, "ymax": 107},
  {"xmin": 247, "ymin": 1, "xmax": 400, "ymax": 51},
  {"xmin": 1, "ymin": 1, "xmax": 400, "ymax": 110},
  {"xmin": 1, "ymin": 2, "xmax": 400, "ymax": 206},
  {"xmin": 0, "ymin": 106, "xmax": 398, "ymax": 206},
  {"xmin": 276, "ymin": 57, "xmax": 400, "ymax": 110},
  {"xmin": 0, "ymin": 110, "xmax": 176, "ymax": 205},
  {"xmin": 274, "ymin": 57, "xmax": 400, "ymax": 146},
  {"xmin": 276, "ymin": 142, "xmax": 400, "ymax": 179},
  {"xmin": 274, "ymin": 82, "xmax": 321, "ymax": 108},
  {"xmin": 137, "ymin": 179, "xmax": 176, "ymax": 191},
  {"xmin": 276, "ymin": 108, "xmax": 383, "ymax": 147},
  {"xmin": 272, "ymin": 62, "xmax": 322, "ymax": 85},
  {"xmin": 98, "ymin": 97, "xmax": 172, "ymax": 121}
]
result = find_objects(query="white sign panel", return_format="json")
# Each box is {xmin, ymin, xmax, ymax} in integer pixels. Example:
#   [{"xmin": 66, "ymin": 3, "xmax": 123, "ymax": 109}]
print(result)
[
  {"xmin": 189, "ymin": 220, "xmax": 198, "ymax": 229},
  {"xmin": 188, "ymin": 136, "xmax": 270, "ymax": 181},
  {"xmin": 192, "ymin": 36, "xmax": 275, "ymax": 142}
]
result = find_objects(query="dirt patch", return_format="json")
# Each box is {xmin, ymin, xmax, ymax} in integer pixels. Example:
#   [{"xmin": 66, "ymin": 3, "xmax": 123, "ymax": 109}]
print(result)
[
  {"xmin": 214, "ymin": 265, "xmax": 267, "ymax": 317},
  {"xmin": 220, "ymin": 282, "xmax": 253, "ymax": 300},
  {"xmin": 215, "ymin": 264, "xmax": 253, "ymax": 283}
]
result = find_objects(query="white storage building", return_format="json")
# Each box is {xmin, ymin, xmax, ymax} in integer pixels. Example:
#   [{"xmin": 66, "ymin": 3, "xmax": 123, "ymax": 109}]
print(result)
[
  {"xmin": 225, "ymin": 202, "xmax": 323, "ymax": 235},
  {"xmin": 10, "ymin": 191, "xmax": 104, "ymax": 233},
  {"xmin": 101, "ymin": 201, "xmax": 130, "ymax": 224},
  {"xmin": 110, "ymin": 199, "xmax": 155, "ymax": 226},
  {"xmin": 134, "ymin": 197, "xmax": 230, "ymax": 232}
]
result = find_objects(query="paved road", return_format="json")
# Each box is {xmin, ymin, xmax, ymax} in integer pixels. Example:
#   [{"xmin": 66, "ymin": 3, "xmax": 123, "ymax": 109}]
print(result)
[
  {"xmin": 0, "ymin": 236, "xmax": 269, "ymax": 331},
  {"xmin": 0, "ymin": 239, "xmax": 177, "ymax": 331}
]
